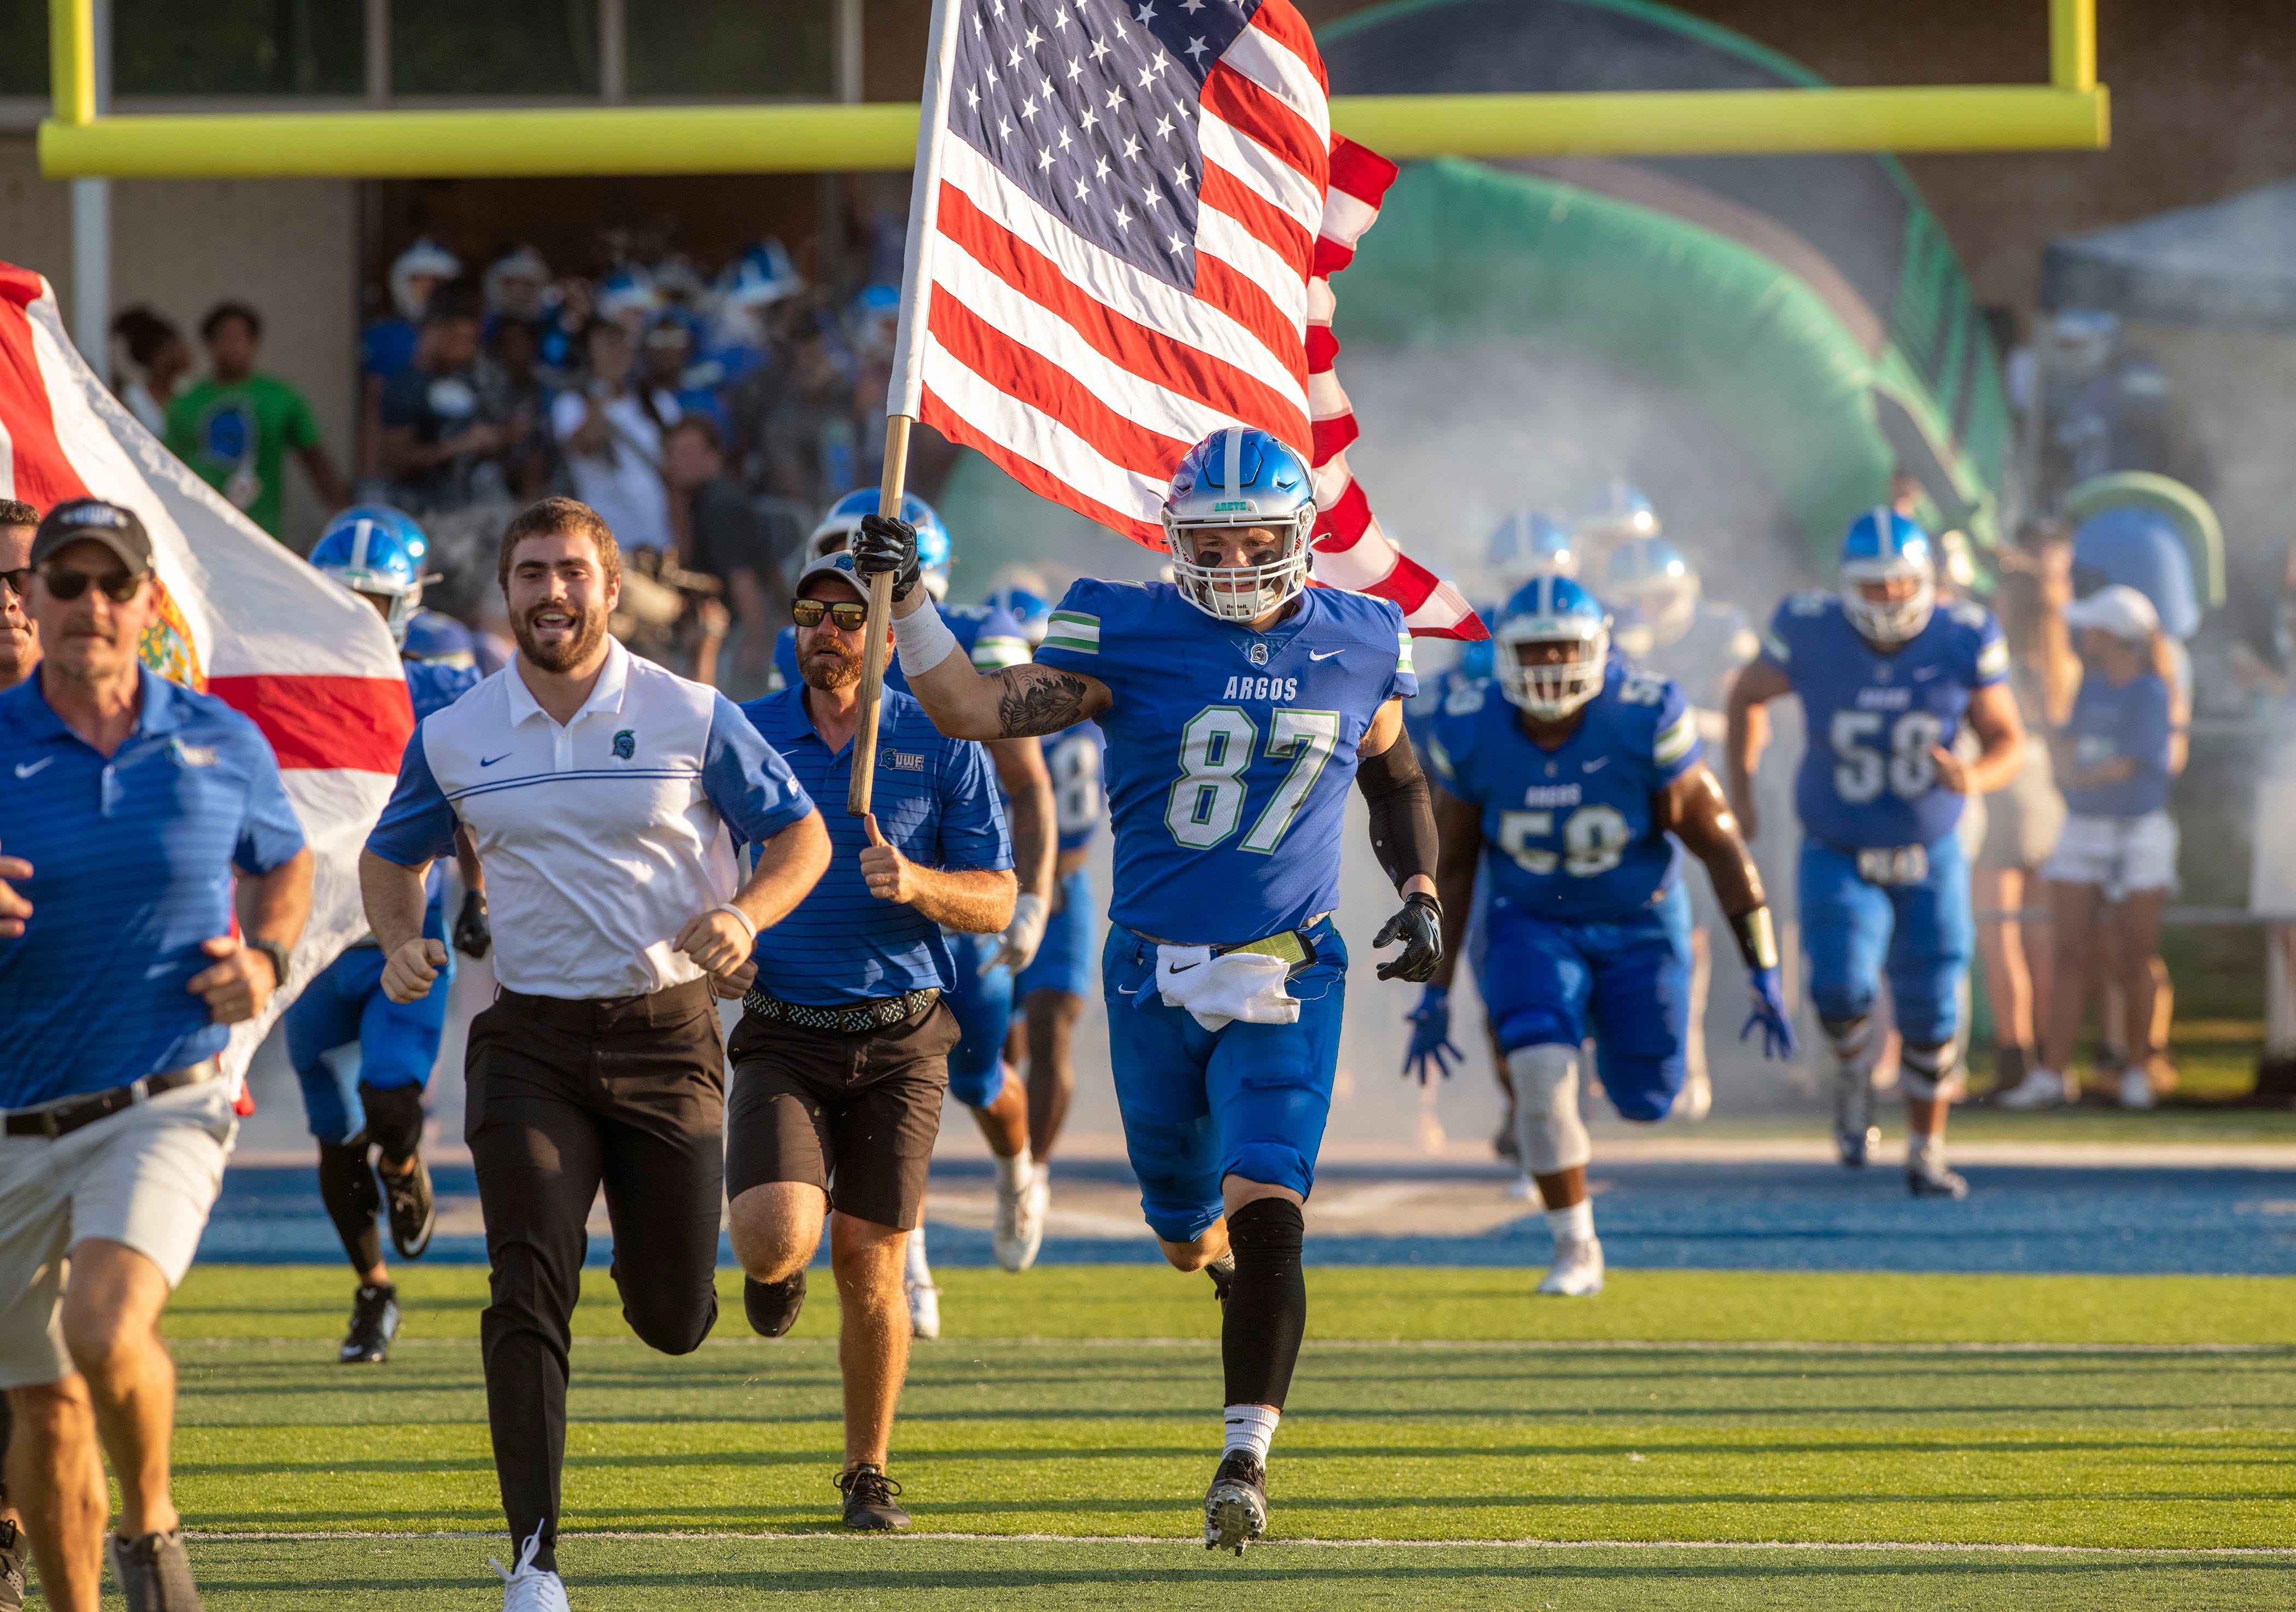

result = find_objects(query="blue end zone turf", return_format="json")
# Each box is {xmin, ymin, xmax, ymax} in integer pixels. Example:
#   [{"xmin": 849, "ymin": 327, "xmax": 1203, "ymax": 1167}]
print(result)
[{"xmin": 197, "ymin": 1158, "xmax": 2296, "ymax": 1276}]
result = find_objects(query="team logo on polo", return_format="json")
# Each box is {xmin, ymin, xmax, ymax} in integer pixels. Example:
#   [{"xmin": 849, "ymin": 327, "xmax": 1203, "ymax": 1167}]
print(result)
[
  {"xmin": 880, "ymin": 748, "xmax": 925, "ymax": 772},
  {"xmin": 612, "ymin": 729, "xmax": 636, "ymax": 760}
]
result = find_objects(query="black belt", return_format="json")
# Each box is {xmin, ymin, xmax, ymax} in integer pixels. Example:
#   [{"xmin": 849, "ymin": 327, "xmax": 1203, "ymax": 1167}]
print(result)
[
  {"xmin": 742, "ymin": 985, "xmax": 940, "ymax": 1035},
  {"xmin": 4, "ymin": 1063, "xmax": 216, "ymax": 1140}
]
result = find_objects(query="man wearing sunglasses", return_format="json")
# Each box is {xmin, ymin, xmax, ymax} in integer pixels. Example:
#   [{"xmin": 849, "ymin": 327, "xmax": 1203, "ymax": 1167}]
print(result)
[
  {"xmin": 0, "ymin": 498, "xmax": 314, "ymax": 1612},
  {"xmin": 0, "ymin": 500, "xmax": 38, "ymax": 694},
  {"xmin": 725, "ymin": 548, "xmax": 1016, "ymax": 1531}
]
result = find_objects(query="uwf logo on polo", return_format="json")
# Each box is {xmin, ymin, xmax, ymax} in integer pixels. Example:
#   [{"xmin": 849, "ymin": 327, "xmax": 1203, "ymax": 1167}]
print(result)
[
  {"xmin": 880, "ymin": 748, "xmax": 925, "ymax": 773},
  {"xmin": 612, "ymin": 729, "xmax": 637, "ymax": 760}
]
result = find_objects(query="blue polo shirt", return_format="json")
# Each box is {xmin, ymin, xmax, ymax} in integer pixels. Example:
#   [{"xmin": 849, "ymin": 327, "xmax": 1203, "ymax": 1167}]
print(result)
[
  {"xmin": 2061, "ymin": 671, "xmax": 2174, "ymax": 818},
  {"xmin": 740, "ymin": 686, "xmax": 1011, "ymax": 1006},
  {"xmin": 0, "ymin": 669, "xmax": 306, "ymax": 1108}
]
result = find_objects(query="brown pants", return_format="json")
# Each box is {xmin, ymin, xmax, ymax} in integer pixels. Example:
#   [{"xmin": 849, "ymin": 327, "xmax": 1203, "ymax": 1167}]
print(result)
[{"xmin": 465, "ymin": 979, "xmax": 725, "ymax": 1573}]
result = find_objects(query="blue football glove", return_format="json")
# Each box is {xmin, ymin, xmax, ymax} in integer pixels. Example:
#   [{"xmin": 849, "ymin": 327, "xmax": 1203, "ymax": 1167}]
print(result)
[
  {"xmin": 1741, "ymin": 965, "xmax": 1798, "ymax": 1060},
  {"xmin": 1403, "ymin": 985, "xmax": 1463, "ymax": 1085}
]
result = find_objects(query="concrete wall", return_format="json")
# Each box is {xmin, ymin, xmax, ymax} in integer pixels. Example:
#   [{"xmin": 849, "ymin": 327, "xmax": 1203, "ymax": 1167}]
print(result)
[{"xmin": 1, "ymin": 136, "xmax": 357, "ymax": 550}]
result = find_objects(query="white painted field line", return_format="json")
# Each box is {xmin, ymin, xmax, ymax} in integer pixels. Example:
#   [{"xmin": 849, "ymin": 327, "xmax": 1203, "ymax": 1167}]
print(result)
[
  {"xmin": 183, "ymin": 1529, "xmax": 2296, "ymax": 1557},
  {"xmin": 169, "ymin": 1336, "xmax": 2296, "ymax": 1355}
]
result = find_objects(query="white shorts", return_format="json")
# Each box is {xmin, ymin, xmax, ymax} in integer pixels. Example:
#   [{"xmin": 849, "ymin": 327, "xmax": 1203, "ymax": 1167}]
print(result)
[
  {"xmin": 2042, "ymin": 811, "xmax": 2178, "ymax": 902},
  {"xmin": 0, "ymin": 1076, "xmax": 236, "ymax": 1389}
]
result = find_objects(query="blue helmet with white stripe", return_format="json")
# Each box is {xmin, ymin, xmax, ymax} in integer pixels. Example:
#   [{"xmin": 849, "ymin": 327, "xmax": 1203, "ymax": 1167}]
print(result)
[
  {"xmin": 1486, "ymin": 509, "xmax": 1577, "ymax": 591},
  {"xmin": 311, "ymin": 504, "xmax": 431, "ymax": 647},
  {"xmin": 1162, "ymin": 427, "xmax": 1317, "ymax": 623},
  {"xmin": 811, "ymin": 489, "xmax": 952, "ymax": 600},
  {"xmin": 1837, "ymin": 506, "xmax": 1935, "ymax": 644},
  {"xmin": 1495, "ymin": 575, "xmax": 1610, "ymax": 720},
  {"xmin": 1604, "ymin": 536, "xmax": 1698, "ymax": 646},
  {"xmin": 984, "ymin": 585, "xmax": 1052, "ymax": 648},
  {"xmin": 1574, "ymin": 478, "xmax": 1660, "ymax": 545}
]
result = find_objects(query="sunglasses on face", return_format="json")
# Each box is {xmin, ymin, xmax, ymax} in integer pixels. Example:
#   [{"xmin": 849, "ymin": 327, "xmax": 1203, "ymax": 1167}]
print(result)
[
  {"xmin": 792, "ymin": 598, "xmax": 870, "ymax": 633},
  {"xmin": 4, "ymin": 568, "xmax": 148, "ymax": 604}
]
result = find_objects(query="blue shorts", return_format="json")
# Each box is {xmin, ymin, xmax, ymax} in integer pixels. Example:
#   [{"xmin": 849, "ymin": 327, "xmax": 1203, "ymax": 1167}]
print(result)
[
  {"xmin": 1798, "ymin": 832, "xmax": 1973, "ymax": 1045},
  {"xmin": 1014, "ymin": 868, "xmax": 1099, "ymax": 1001},
  {"xmin": 282, "ymin": 937, "xmax": 454, "ymax": 1147},
  {"xmin": 943, "ymin": 930, "xmax": 1015, "ymax": 1109},
  {"xmin": 1102, "ymin": 918, "xmax": 1347, "ymax": 1245},
  {"xmin": 1479, "ymin": 883, "xmax": 1694, "ymax": 1123}
]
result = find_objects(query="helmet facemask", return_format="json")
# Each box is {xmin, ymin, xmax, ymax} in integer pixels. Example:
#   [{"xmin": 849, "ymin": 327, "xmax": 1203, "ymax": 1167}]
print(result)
[
  {"xmin": 1840, "ymin": 558, "xmax": 1935, "ymax": 644},
  {"xmin": 1497, "ymin": 619, "xmax": 1609, "ymax": 720},
  {"xmin": 1165, "ymin": 508, "xmax": 1315, "ymax": 623}
]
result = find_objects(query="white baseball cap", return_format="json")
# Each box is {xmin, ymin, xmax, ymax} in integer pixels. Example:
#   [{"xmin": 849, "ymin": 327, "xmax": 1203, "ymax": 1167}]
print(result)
[{"xmin": 2061, "ymin": 583, "xmax": 2159, "ymax": 643}]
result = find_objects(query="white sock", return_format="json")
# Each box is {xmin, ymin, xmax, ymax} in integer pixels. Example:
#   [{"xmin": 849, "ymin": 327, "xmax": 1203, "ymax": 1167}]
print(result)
[
  {"xmin": 994, "ymin": 1144, "xmax": 1034, "ymax": 1193},
  {"xmin": 1908, "ymin": 1134, "xmax": 1943, "ymax": 1166},
  {"xmin": 1546, "ymin": 1199, "xmax": 1595, "ymax": 1244},
  {"xmin": 906, "ymin": 1223, "xmax": 932, "ymax": 1285},
  {"xmin": 1223, "ymin": 1404, "xmax": 1280, "ymax": 1464}
]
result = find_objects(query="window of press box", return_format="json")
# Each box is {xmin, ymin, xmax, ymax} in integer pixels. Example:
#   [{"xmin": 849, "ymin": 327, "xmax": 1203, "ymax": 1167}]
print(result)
[
  {"xmin": 628, "ymin": 0, "xmax": 837, "ymax": 100},
  {"xmin": 112, "ymin": 0, "xmax": 364, "ymax": 98},
  {"xmin": 0, "ymin": 0, "xmax": 50, "ymax": 97}
]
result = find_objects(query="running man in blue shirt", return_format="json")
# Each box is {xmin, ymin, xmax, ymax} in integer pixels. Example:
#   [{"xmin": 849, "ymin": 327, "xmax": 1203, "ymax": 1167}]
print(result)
[
  {"xmin": 1727, "ymin": 509, "xmax": 2025, "ymax": 1198},
  {"xmin": 1411, "ymin": 577, "xmax": 1794, "ymax": 1297},
  {"xmin": 858, "ymin": 427, "xmax": 1444, "ymax": 1556},
  {"xmin": 286, "ymin": 506, "xmax": 492, "ymax": 1366}
]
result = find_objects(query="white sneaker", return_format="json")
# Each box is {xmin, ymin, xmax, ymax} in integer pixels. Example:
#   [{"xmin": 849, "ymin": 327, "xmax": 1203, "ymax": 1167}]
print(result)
[
  {"xmin": 906, "ymin": 1272, "xmax": 941, "ymax": 1340},
  {"xmin": 993, "ymin": 1155, "xmax": 1045, "ymax": 1271},
  {"xmin": 2117, "ymin": 1066, "xmax": 2158, "ymax": 1110},
  {"xmin": 1024, "ymin": 1163, "xmax": 1051, "ymax": 1261},
  {"xmin": 1995, "ymin": 1066, "xmax": 2067, "ymax": 1109},
  {"xmin": 1676, "ymin": 1066, "xmax": 1713, "ymax": 1123},
  {"xmin": 1505, "ymin": 1173, "xmax": 1536, "ymax": 1201},
  {"xmin": 1536, "ymin": 1236, "xmax": 1604, "ymax": 1296},
  {"xmin": 491, "ymin": 1527, "xmax": 570, "ymax": 1611}
]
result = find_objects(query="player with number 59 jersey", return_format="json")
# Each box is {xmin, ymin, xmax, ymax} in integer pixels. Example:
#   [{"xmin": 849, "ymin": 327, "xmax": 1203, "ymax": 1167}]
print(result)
[{"xmin": 853, "ymin": 427, "xmax": 1446, "ymax": 1558}]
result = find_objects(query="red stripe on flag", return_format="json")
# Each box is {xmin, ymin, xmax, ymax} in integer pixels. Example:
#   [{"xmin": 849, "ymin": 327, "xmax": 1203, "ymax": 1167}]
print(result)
[
  {"xmin": 919, "ymin": 388, "xmax": 1167, "ymax": 549},
  {"xmin": 0, "ymin": 267, "xmax": 95, "ymax": 511},
  {"xmin": 1313, "ymin": 476, "xmax": 1376, "ymax": 550},
  {"xmin": 1186, "ymin": 254, "xmax": 1310, "ymax": 394},
  {"xmin": 1197, "ymin": 166, "xmax": 1315, "ymax": 282},
  {"xmin": 1311, "ymin": 412, "xmax": 1357, "ymax": 463},
  {"xmin": 935, "ymin": 183, "xmax": 1308, "ymax": 440},
  {"xmin": 208, "ymin": 674, "xmax": 415, "ymax": 774},
  {"xmin": 1246, "ymin": 0, "xmax": 1329, "ymax": 96},
  {"xmin": 1305, "ymin": 323, "xmax": 1339, "ymax": 373},
  {"xmin": 929, "ymin": 297, "xmax": 1202, "ymax": 477},
  {"xmin": 1201, "ymin": 67, "xmax": 1328, "ymax": 207},
  {"xmin": 1327, "ymin": 138, "xmax": 1399, "ymax": 209}
]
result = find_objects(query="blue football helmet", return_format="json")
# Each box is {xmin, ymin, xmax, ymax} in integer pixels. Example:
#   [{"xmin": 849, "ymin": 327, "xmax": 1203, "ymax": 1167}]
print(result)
[
  {"xmin": 1574, "ymin": 479, "xmax": 1660, "ymax": 545},
  {"xmin": 1487, "ymin": 510, "xmax": 1577, "ymax": 591},
  {"xmin": 717, "ymin": 238, "xmax": 805, "ymax": 309},
  {"xmin": 400, "ymin": 607, "xmax": 477, "ymax": 668},
  {"xmin": 984, "ymin": 585, "xmax": 1052, "ymax": 649},
  {"xmin": 812, "ymin": 489, "xmax": 953, "ymax": 601},
  {"xmin": 1838, "ymin": 506, "xmax": 1935, "ymax": 644},
  {"xmin": 1604, "ymin": 536, "xmax": 1698, "ymax": 647},
  {"xmin": 1495, "ymin": 575, "xmax": 1610, "ymax": 720},
  {"xmin": 1162, "ymin": 427, "xmax": 1317, "ymax": 623},
  {"xmin": 311, "ymin": 505, "xmax": 432, "ymax": 647}
]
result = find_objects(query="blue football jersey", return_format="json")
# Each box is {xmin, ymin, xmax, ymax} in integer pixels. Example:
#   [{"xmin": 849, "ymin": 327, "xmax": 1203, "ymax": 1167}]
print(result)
[
  {"xmin": 1641, "ymin": 601, "xmax": 1759, "ymax": 713},
  {"xmin": 768, "ymin": 600, "xmax": 1027, "ymax": 693},
  {"xmin": 1427, "ymin": 659, "xmax": 1700, "ymax": 923},
  {"xmin": 1761, "ymin": 591, "xmax": 2007, "ymax": 850},
  {"xmin": 404, "ymin": 657, "xmax": 481, "ymax": 908},
  {"xmin": 1033, "ymin": 580, "xmax": 1416, "ymax": 946},
  {"xmin": 1044, "ymin": 719, "xmax": 1106, "ymax": 851}
]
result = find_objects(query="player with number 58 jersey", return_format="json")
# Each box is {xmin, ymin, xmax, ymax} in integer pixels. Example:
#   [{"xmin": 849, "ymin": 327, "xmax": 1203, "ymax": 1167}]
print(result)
[
  {"xmin": 853, "ymin": 427, "xmax": 1446, "ymax": 1558},
  {"xmin": 1727, "ymin": 508, "xmax": 2024, "ymax": 1199}
]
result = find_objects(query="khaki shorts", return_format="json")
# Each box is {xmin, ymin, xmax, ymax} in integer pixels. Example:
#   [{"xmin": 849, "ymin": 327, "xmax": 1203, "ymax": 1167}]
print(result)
[{"xmin": 0, "ymin": 1077, "xmax": 236, "ymax": 1389}]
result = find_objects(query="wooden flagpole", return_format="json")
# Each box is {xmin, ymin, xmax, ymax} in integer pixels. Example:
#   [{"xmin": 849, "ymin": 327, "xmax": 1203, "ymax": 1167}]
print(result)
[{"xmin": 846, "ymin": 414, "xmax": 912, "ymax": 817}]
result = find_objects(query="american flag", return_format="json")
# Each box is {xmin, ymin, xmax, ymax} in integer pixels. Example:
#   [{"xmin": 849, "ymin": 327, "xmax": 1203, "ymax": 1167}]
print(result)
[{"xmin": 891, "ymin": 0, "xmax": 1483, "ymax": 639}]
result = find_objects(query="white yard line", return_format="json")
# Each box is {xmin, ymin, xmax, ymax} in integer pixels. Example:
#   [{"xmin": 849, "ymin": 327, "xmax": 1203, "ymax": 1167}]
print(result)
[{"xmin": 169, "ymin": 1336, "xmax": 2296, "ymax": 1354}]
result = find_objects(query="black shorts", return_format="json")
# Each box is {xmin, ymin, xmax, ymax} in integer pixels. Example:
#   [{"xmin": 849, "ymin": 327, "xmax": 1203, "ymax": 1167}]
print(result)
[{"xmin": 723, "ymin": 1000, "xmax": 957, "ymax": 1231}]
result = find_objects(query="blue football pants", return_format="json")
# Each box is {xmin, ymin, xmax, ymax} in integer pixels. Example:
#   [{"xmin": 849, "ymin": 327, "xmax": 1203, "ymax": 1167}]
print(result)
[{"xmin": 1797, "ymin": 832, "xmax": 1973, "ymax": 1044}]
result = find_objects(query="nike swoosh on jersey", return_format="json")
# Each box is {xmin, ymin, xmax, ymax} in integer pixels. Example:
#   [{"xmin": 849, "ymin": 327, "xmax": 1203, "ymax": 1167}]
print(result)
[
  {"xmin": 14, "ymin": 757, "xmax": 54, "ymax": 778},
  {"xmin": 1308, "ymin": 649, "xmax": 1344, "ymax": 662},
  {"xmin": 1912, "ymin": 665, "xmax": 1942, "ymax": 680},
  {"xmin": 479, "ymin": 753, "xmax": 512, "ymax": 767},
  {"xmin": 1582, "ymin": 757, "xmax": 1610, "ymax": 772}
]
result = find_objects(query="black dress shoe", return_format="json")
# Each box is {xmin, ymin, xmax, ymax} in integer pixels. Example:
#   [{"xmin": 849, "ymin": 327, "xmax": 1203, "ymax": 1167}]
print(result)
[{"xmin": 744, "ymin": 1270, "xmax": 806, "ymax": 1338}]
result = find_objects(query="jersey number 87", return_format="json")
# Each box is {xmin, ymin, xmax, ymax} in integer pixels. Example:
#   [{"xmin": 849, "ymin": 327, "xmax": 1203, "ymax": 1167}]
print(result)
[{"xmin": 1166, "ymin": 705, "xmax": 1340, "ymax": 855}]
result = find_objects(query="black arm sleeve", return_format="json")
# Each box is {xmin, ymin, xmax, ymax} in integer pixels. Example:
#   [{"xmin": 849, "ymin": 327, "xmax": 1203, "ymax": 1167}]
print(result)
[{"xmin": 1355, "ymin": 727, "xmax": 1439, "ymax": 892}]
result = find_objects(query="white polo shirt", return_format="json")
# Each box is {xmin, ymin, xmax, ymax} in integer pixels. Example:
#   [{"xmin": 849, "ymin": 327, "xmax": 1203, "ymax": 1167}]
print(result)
[{"xmin": 367, "ymin": 638, "xmax": 816, "ymax": 1000}]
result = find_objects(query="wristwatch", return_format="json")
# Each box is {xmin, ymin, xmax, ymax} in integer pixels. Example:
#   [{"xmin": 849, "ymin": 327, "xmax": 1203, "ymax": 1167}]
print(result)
[{"xmin": 247, "ymin": 937, "xmax": 292, "ymax": 991}]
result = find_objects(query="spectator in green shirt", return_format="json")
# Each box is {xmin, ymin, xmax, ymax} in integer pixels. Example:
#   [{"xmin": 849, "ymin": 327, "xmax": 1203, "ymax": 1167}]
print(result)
[{"xmin": 165, "ymin": 302, "xmax": 350, "ymax": 541}]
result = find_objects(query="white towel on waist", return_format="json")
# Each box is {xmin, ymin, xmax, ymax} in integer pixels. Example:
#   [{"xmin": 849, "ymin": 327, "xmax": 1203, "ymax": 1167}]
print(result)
[{"xmin": 1155, "ymin": 945, "xmax": 1299, "ymax": 1032}]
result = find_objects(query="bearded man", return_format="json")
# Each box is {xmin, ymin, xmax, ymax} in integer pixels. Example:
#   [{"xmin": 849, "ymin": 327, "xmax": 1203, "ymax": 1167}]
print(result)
[{"xmin": 358, "ymin": 497, "xmax": 831, "ymax": 1611}]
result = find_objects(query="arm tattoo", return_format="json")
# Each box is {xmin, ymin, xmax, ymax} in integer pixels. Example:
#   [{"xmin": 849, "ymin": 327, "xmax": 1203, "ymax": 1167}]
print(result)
[{"xmin": 994, "ymin": 665, "xmax": 1093, "ymax": 738}]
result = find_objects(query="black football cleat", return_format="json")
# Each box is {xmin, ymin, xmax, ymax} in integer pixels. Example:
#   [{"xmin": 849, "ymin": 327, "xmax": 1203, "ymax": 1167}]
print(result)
[
  {"xmin": 836, "ymin": 1464, "xmax": 911, "ymax": 1531},
  {"xmin": 382, "ymin": 1153, "xmax": 436, "ymax": 1260},
  {"xmin": 109, "ymin": 1527, "xmax": 204, "ymax": 1611},
  {"xmin": 1205, "ymin": 1252, "xmax": 1235, "ymax": 1307},
  {"xmin": 0, "ymin": 1517, "xmax": 27, "ymax": 1612},
  {"xmin": 339, "ymin": 1282, "xmax": 400, "ymax": 1364},
  {"xmin": 744, "ymin": 1270, "xmax": 807, "ymax": 1338},
  {"xmin": 1204, "ymin": 1451, "xmax": 1268, "ymax": 1555}
]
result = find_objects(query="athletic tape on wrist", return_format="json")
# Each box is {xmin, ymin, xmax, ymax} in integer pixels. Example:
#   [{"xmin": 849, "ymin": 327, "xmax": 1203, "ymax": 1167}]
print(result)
[
  {"xmin": 1729, "ymin": 905, "xmax": 1779, "ymax": 971},
  {"xmin": 893, "ymin": 603, "xmax": 959, "ymax": 679}
]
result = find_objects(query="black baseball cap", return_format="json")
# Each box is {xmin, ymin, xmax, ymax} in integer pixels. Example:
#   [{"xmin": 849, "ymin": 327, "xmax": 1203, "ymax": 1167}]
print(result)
[{"xmin": 30, "ymin": 498, "xmax": 154, "ymax": 574}]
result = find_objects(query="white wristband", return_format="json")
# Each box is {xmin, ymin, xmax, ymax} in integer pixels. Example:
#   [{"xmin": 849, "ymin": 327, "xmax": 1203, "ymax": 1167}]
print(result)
[
  {"xmin": 711, "ymin": 903, "xmax": 758, "ymax": 943},
  {"xmin": 892, "ymin": 600, "xmax": 960, "ymax": 680}
]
